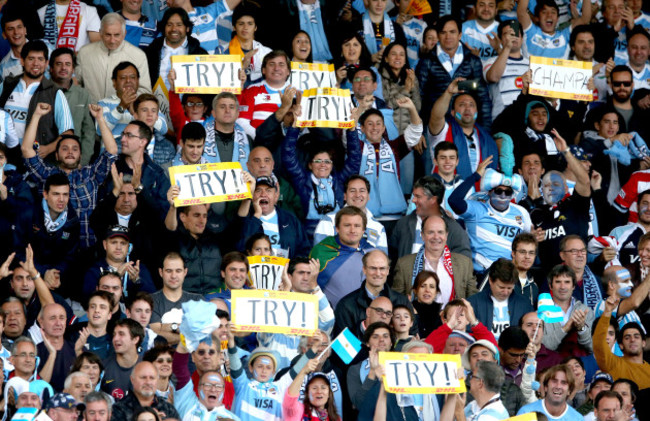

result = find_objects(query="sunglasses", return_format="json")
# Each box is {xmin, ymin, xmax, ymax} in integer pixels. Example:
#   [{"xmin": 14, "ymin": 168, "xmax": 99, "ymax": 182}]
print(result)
[
  {"xmin": 196, "ymin": 349, "xmax": 217, "ymax": 356},
  {"xmin": 494, "ymin": 187, "xmax": 514, "ymax": 196},
  {"xmin": 612, "ymin": 81, "xmax": 632, "ymax": 87}
]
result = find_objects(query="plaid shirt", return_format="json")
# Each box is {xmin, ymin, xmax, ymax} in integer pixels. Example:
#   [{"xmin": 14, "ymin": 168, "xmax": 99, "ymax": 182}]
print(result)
[{"xmin": 25, "ymin": 150, "xmax": 117, "ymax": 248}]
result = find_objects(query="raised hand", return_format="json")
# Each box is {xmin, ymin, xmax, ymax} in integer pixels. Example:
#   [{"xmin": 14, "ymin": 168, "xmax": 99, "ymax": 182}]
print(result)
[{"xmin": 34, "ymin": 103, "xmax": 52, "ymax": 117}]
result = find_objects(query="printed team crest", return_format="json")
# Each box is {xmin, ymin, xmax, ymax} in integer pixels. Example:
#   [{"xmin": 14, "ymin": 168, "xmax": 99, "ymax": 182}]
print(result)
[
  {"xmin": 62, "ymin": 232, "xmax": 70, "ymax": 240},
  {"xmin": 515, "ymin": 216, "xmax": 522, "ymax": 223},
  {"xmin": 552, "ymin": 39, "xmax": 560, "ymax": 46}
]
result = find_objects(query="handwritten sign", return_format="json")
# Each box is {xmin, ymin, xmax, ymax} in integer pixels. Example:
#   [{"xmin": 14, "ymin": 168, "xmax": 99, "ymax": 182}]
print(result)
[
  {"xmin": 231, "ymin": 290, "xmax": 318, "ymax": 335},
  {"xmin": 171, "ymin": 55, "xmax": 242, "ymax": 94},
  {"xmin": 296, "ymin": 87, "xmax": 355, "ymax": 129},
  {"xmin": 529, "ymin": 56, "xmax": 593, "ymax": 101},
  {"xmin": 248, "ymin": 256, "xmax": 290, "ymax": 291},
  {"xmin": 290, "ymin": 62, "xmax": 337, "ymax": 92},
  {"xmin": 378, "ymin": 352, "xmax": 466, "ymax": 394},
  {"xmin": 506, "ymin": 414, "xmax": 537, "ymax": 421},
  {"xmin": 168, "ymin": 162, "xmax": 251, "ymax": 207}
]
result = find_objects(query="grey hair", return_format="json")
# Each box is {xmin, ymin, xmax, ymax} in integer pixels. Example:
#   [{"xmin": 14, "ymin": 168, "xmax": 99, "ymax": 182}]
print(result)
[
  {"xmin": 100, "ymin": 13, "xmax": 126, "ymax": 35},
  {"xmin": 475, "ymin": 360, "xmax": 505, "ymax": 393},
  {"xmin": 401, "ymin": 340, "xmax": 433, "ymax": 353},
  {"xmin": 84, "ymin": 391, "xmax": 113, "ymax": 412},
  {"xmin": 212, "ymin": 92, "xmax": 240, "ymax": 111},
  {"xmin": 64, "ymin": 371, "xmax": 92, "ymax": 390},
  {"xmin": 11, "ymin": 336, "xmax": 35, "ymax": 356}
]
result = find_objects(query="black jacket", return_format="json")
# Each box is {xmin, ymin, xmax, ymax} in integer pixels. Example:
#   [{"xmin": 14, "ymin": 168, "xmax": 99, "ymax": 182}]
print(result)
[{"xmin": 144, "ymin": 36, "xmax": 208, "ymax": 87}]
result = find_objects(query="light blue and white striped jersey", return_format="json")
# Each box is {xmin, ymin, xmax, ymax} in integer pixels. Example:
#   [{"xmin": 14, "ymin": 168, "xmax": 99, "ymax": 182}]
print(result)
[
  {"xmin": 461, "ymin": 20, "xmax": 500, "ymax": 64},
  {"xmin": 0, "ymin": 50, "xmax": 22, "ymax": 84},
  {"xmin": 613, "ymin": 27, "xmax": 629, "ymax": 65},
  {"xmin": 594, "ymin": 299, "xmax": 646, "ymax": 333},
  {"xmin": 485, "ymin": 55, "xmax": 529, "ymax": 120},
  {"xmin": 459, "ymin": 199, "xmax": 532, "ymax": 271},
  {"xmin": 629, "ymin": 61, "xmax": 650, "ymax": 91},
  {"xmin": 232, "ymin": 370, "xmax": 293, "ymax": 421},
  {"xmin": 395, "ymin": 17, "xmax": 427, "ymax": 69},
  {"xmin": 189, "ymin": 1, "xmax": 233, "ymax": 54},
  {"xmin": 0, "ymin": 80, "xmax": 73, "ymax": 142},
  {"xmin": 174, "ymin": 380, "xmax": 241, "ymax": 421},
  {"xmin": 528, "ymin": 0, "xmax": 572, "ymax": 28},
  {"xmin": 0, "ymin": 109, "xmax": 19, "ymax": 147},
  {"xmin": 141, "ymin": 0, "xmax": 167, "ymax": 23},
  {"xmin": 523, "ymin": 23, "xmax": 571, "ymax": 59},
  {"xmin": 124, "ymin": 16, "xmax": 158, "ymax": 48},
  {"xmin": 635, "ymin": 11, "xmax": 650, "ymax": 31}
]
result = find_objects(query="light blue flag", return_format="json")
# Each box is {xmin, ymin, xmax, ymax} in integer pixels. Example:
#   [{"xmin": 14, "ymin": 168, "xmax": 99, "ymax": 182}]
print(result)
[
  {"xmin": 180, "ymin": 300, "xmax": 219, "ymax": 352},
  {"xmin": 537, "ymin": 293, "xmax": 563, "ymax": 323},
  {"xmin": 331, "ymin": 328, "xmax": 362, "ymax": 364}
]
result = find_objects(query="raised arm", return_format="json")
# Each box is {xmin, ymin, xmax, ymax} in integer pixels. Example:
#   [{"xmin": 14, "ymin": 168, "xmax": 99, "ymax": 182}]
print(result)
[
  {"xmin": 89, "ymin": 104, "xmax": 118, "ymax": 155},
  {"xmin": 165, "ymin": 185, "xmax": 180, "ymax": 231},
  {"xmin": 571, "ymin": 0, "xmax": 592, "ymax": 28},
  {"xmin": 517, "ymin": 0, "xmax": 532, "ymax": 30},
  {"xmin": 21, "ymin": 103, "xmax": 51, "ymax": 159},
  {"xmin": 429, "ymin": 79, "xmax": 461, "ymax": 135},
  {"xmin": 552, "ymin": 129, "xmax": 590, "ymax": 197}
]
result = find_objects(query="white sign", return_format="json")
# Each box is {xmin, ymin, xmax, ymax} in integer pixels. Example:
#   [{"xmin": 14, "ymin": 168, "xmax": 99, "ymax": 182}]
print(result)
[
  {"xmin": 168, "ymin": 162, "xmax": 251, "ymax": 207},
  {"xmin": 290, "ymin": 62, "xmax": 337, "ymax": 91},
  {"xmin": 529, "ymin": 56, "xmax": 593, "ymax": 101},
  {"xmin": 171, "ymin": 55, "xmax": 242, "ymax": 94},
  {"xmin": 379, "ymin": 352, "xmax": 466, "ymax": 394},
  {"xmin": 296, "ymin": 87, "xmax": 355, "ymax": 129},
  {"xmin": 248, "ymin": 256, "xmax": 290, "ymax": 291}
]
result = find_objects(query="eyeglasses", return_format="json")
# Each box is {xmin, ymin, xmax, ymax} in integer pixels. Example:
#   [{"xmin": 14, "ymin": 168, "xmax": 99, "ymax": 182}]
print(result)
[
  {"xmin": 312, "ymin": 159, "xmax": 333, "ymax": 165},
  {"xmin": 494, "ymin": 187, "xmax": 514, "ymax": 196},
  {"xmin": 15, "ymin": 352, "xmax": 36, "ymax": 359},
  {"xmin": 186, "ymin": 102, "xmax": 204, "ymax": 107},
  {"xmin": 506, "ymin": 350, "xmax": 527, "ymax": 359},
  {"xmin": 366, "ymin": 266, "xmax": 389, "ymax": 273},
  {"xmin": 516, "ymin": 249, "xmax": 536, "ymax": 256},
  {"xmin": 196, "ymin": 349, "xmax": 217, "ymax": 356},
  {"xmin": 370, "ymin": 307, "xmax": 393, "ymax": 318},
  {"xmin": 563, "ymin": 248, "xmax": 587, "ymax": 255},
  {"xmin": 612, "ymin": 81, "xmax": 632, "ymax": 87},
  {"xmin": 466, "ymin": 373, "xmax": 481, "ymax": 382},
  {"xmin": 121, "ymin": 132, "xmax": 145, "ymax": 140},
  {"xmin": 155, "ymin": 358, "xmax": 173, "ymax": 363},
  {"xmin": 201, "ymin": 382, "xmax": 224, "ymax": 391},
  {"xmin": 353, "ymin": 76, "xmax": 373, "ymax": 82}
]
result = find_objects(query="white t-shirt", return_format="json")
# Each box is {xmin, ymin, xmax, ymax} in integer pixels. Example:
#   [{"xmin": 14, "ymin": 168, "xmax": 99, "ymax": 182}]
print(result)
[
  {"xmin": 491, "ymin": 296, "xmax": 510, "ymax": 340},
  {"xmin": 37, "ymin": 2, "xmax": 100, "ymax": 51}
]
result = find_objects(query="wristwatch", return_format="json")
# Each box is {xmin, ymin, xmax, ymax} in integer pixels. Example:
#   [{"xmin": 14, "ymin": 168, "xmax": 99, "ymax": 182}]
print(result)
[
  {"xmin": 116, "ymin": 105, "xmax": 125, "ymax": 113},
  {"xmin": 134, "ymin": 184, "xmax": 144, "ymax": 194},
  {"xmin": 171, "ymin": 323, "xmax": 179, "ymax": 333}
]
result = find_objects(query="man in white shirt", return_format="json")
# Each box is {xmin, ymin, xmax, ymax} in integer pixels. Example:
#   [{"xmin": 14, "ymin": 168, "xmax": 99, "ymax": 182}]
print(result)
[{"xmin": 38, "ymin": 0, "xmax": 101, "ymax": 51}]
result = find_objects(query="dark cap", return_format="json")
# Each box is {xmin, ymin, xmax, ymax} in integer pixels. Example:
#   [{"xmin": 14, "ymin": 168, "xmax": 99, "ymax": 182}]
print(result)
[
  {"xmin": 255, "ymin": 176, "xmax": 277, "ymax": 189},
  {"xmin": 105, "ymin": 225, "xmax": 130, "ymax": 241},
  {"xmin": 45, "ymin": 393, "xmax": 85, "ymax": 411},
  {"xmin": 568, "ymin": 145, "xmax": 591, "ymax": 161},
  {"xmin": 589, "ymin": 372, "xmax": 613, "ymax": 390}
]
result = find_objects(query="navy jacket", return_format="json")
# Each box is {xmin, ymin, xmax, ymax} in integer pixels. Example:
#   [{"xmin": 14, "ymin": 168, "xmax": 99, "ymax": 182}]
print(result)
[
  {"xmin": 466, "ymin": 285, "xmax": 534, "ymax": 336},
  {"xmin": 237, "ymin": 207, "xmax": 310, "ymax": 258},
  {"xmin": 144, "ymin": 36, "xmax": 208, "ymax": 87},
  {"xmin": 1, "ymin": 170, "xmax": 33, "ymax": 260},
  {"xmin": 415, "ymin": 43, "xmax": 492, "ymax": 129}
]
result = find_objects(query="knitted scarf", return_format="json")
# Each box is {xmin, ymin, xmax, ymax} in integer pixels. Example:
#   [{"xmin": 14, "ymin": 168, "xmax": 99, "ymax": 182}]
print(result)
[
  {"xmin": 203, "ymin": 124, "xmax": 249, "ymax": 167},
  {"xmin": 437, "ymin": 43, "xmax": 463, "ymax": 76},
  {"xmin": 360, "ymin": 138, "xmax": 406, "ymax": 217},
  {"xmin": 44, "ymin": 0, "xmax": 82, "ymax": 50},
  {"xmin": 297, "ymin": 0, "xmax": 332, "ymax": 62},
  {"xmin": 582, "ymin": 265, "xmax": 602, "ymax": 311},
  {"xmin": 308, "ymin": 174, "xmax": 337, "ymax": 219},
  {"xmin": 524, "ymin": 127, "xmax": 558, "ymax": 155},
  {"xmin": 446, "ymin": 117, "xmax": 498, "ymax": 178},
  {"xmin": 42, "ymin": 198, "xmax": 67, "ymax": 233},
  {"xmin": 362, "ymin": 11, "xmax": 395, "ymax": 54},
  {"xmin": 411, "ymin": 244, "xmax": 455, "ymax": 301}
]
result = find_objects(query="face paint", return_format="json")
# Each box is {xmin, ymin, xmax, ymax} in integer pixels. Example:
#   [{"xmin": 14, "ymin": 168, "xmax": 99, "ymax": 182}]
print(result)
[
  {"xmin": 489, "ymin": 188, "xmax": 513, "ymax": 212},
  {"xmin": 454, "ymin": 112, "xmax": 478, "ymax": 121},
  {"xmin": 617, "ymin": 269, "xmax": 633, "ymax": 297},
  {"xmin": 542, "ymin": 172, "xmax": 565, "ymax": 205},
  {"xmin": 259, "ymin": 357, "xmax": 272, "ymax": 365}
]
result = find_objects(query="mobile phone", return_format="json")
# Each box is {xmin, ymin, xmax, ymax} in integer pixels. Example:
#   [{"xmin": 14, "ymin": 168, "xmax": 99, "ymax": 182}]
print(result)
[
  {"xmin": 458, "ymin": 79, "xmax": 479, "ymax": 91},
  {"xmin": 509, "ymin": 21, "xmax": 521, "ymax": 37}
]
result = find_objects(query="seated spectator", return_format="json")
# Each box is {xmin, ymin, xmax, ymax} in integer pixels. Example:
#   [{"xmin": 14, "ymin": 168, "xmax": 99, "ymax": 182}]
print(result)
[
  {"xmin": 611, "ymin": 379, "xmax": 638, "ymax": 421},
  {"xmin": 142, "ymin": 345, "xmax": 175, "ymax": 404},
  {"xmin": 68, "ymin": 290, "xmax": 114, "ymax": 360},
  {"xmin": 119, "ymin": 0, "xmax": 158, "ymax": 48},
  {"xmin": 310, "ymin": 207, "xmax": 375, "ymax": 308},
  {"xmin": 0, "ymin": 13, "xmax": 29, "ymax": 82},
  {"xmin": 498, "ymin": 326, "xmax": 530, "ymax": 387},
  {"xmin": 557, "ymin": 235, "xmax": 603, "ymax": 311},
  {"xmin": 516, "ymin": 364, "xmax": 584, "ymax": 420},
  {"xmin": 511, "ymin": 233, "xmax": 540, "ymax": 308},
  {"xmin": 77, "ymin": 13, "xmax": 152, "ymax": 103},
  {"xmin": 144, "ymin": 8, "xmax": 207, "ymax": 90},
  {"xmin": 334, "ymin": 33, "xmax": 383, "ymax": 100},
  {"xmin": 1, "ymin": 298, "xmax": 28, "ymax": 348},
  {"xmin": 125, "ymin": 292, "xmax": 161, "ymax": 356},
  {"xmin": 70, "ymin": 352, "xmax": 104, "ymax": 391},
  {"xmin": 393, "ymin": 214, "xmax": 477, "ymax": 304},
  {"xmin": 237, "ymin": 176, "xmax": 309, "ymax": 258},
  {"xmin": 542, "ymin": 265, "xmax": 594, "ymax": 357},
  {"xmin": 100, "ymin": 318, "xmax": 144, "ymax": 399},
  {"xmin": 168, "ymin": 0, "xmax": 238, "ymax": 54},
  {"xmin": 129, "ymin": 94, "xmax": 175, "ymax": 166},
  {"xmin": 391, "ymin": 304, "xmax": 415, "ymax": 351},
  {"xmin": 516, "ymin": 0, "xmax": 591, "ymax": 59},
  {"xmin": 36, "ymin": 304, "xmax": 76, "ymax": 391},
  {"xmin": 44, "ymin": 392, "xmax": 86, "ymax": 420},
  {"xmin": 62, "ymin": 372, "xmax": 92, "ymax": 405},
  {"xmin": 83, "ymin": 226, "xmax": 156, "ymax": 298},
  {"xmin": 38, "ymin": 0, "xmax": 101, "ymax": 51},
  {"xmin": 83, "ymin": 391, "xmax": 113, "ymax": 421},
  {"xmin": 313, "ymin": 175, "xmax": 387, "ymax": 252},
  {"xmin": 425, "ymin": 299, "xmax": 497, "ymax": 353},
  {"xmin": 349, "ymin": 66, "xmax": 399, "ymax": 139},
  {"xmin": 410, "ymin": 271, "xmax": 443, "ymax": 339},
  {"xmin": 577, "ymin": 372, "xmax": 613, "ymax": 415},
  {"xmin": 110, "ymin": 361, "xmax": 180, "ymax": 419},
  {"xmin": 431, "ymin": 142, "xmax": 468, "ymax": 218}
]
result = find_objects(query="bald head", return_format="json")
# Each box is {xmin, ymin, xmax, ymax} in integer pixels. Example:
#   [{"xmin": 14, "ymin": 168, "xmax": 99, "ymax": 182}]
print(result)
[
  {"xmin": 247, "ymin": 146, "xmax": 274, "ymax": 177},
  {"xmin": 366, "ymin": 296, "xmax": 393, "ymax": 325},
  {"xmin": 603, "ymin": 265, "xmax": 633, "ymax": 297},
  {"xmin": 131, "ymin": 362, "xmax": 157, "ymax": 399},
  {"xmin": 39, "ymin": 303, "xmax": 67, "ymax": 338}
]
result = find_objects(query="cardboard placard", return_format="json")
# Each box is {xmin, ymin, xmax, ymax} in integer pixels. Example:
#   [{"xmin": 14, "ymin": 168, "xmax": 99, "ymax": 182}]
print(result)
[
  {"xmin": 529, "ymin": 56, "xmax": 593, "ymax": 101},
  {"xmin": 378, "ymin": 352, "xmax": 466, "ymax": 394},
  {"xmin": 171, "ymin": 55, "xmax": 242, "ymax": 94},
  {"xmin": 247, "ymin": 255, "xmax": 290, "ymax": 290},
  {"xmin": 168, "ymin": 162, "xmax": 251, "ymax": 207},
  {"xmin": 296, "ymin": 87, "xmax": 355, "ymax": 129},
  {"xmin": 290, "ymin": 62, "xmax": 337, "ymax": 91},
  {"xmin": 231, "ymin": 289, "xmax": 318, "ymax": 335}
]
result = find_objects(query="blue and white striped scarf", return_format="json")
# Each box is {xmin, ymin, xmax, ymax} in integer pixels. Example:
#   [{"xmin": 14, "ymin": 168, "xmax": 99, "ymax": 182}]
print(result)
[
  {"xmin": 437, "ymin": 43, "xmax": 463, "ymax": 76},
  {"xmin": 297, "ymin": 0, "xmax": 332, "ymax": 62},
  {"xmin": 362, "ymin": 11, "xmax": 395, "ymax": 54}
]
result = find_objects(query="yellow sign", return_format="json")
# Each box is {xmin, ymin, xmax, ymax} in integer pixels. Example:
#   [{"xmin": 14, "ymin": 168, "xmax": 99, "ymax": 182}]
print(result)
[
  {"xmin": 231, "ymin": 290, "xmax": 319, "ymax": 336},
  {"xmin": 290, "ymin": 62, "xmax": 337, "ymax": 91},
  {"xmin": 152, "ymin": 76, "xmax": 172, "ymax": 128},
  {"xmin": 507, "ymin": 414, "xmax": 537, "ymax": 421},
  {"xmin": 168, "ymin": 162, "xmax": 251, "ymax": 207},
  {"xmin": 378, "ymin": 352, "xmax": 466, "ymax": 394},
  {"xmin": 529, "ymin": 56, "xmax": 593, "ymax": 101},
  {"xmin": 171, "ymin": 55, "xmax": 242, "ymax": 94},
  {"xmin": 296, "ymin": 87, "xmax": 355, "ymax": 129},
  {"xmin": 247, "ymin": 256, "xmax": 290, "ymax": 290},
  {"xmin": 406, "ymin": 0, "xmax": 432, "ymax": 15}
]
